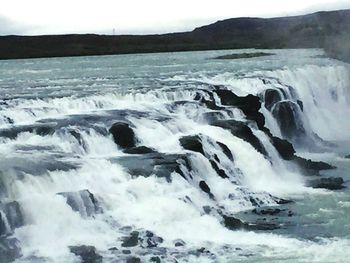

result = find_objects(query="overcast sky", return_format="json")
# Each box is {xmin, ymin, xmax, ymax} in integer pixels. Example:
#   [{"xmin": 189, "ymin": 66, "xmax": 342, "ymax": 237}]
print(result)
[{"xmin": 1, "ymin": 0, "xmax": 350, "ymax": 35}]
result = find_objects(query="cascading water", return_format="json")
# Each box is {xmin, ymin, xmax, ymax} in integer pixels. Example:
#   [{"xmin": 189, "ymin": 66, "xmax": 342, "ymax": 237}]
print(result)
[{"xmin": 0, "ymin": 49, "xmax": 350, "ymax": 263}]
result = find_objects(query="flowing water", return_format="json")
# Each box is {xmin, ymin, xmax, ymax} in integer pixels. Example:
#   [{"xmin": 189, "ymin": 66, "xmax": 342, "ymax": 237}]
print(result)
[{"xmin": 0, "ymin": 49, "xmax": 350, "ymax": 262}]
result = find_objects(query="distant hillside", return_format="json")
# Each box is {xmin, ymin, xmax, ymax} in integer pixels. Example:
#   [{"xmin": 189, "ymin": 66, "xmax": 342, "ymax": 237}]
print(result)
[
  {"xmin": 0, "ymin": 9, "xmax": 350, "ymax": 60},
  {"xmin": 324, "ymin": 34, "xmax": 350, "ymax": 62}
]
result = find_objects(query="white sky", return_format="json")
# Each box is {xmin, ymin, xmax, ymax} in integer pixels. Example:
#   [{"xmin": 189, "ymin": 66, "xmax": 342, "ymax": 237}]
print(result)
[{"xmin": 1, "ymin": 0, "xmax": 350, "ymax": 35}]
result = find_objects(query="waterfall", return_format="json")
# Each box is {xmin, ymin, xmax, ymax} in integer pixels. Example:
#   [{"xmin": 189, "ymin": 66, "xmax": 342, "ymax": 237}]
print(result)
[{"xmin": 0, "ymin": 50, "xmax": 349, "ymax": 262}]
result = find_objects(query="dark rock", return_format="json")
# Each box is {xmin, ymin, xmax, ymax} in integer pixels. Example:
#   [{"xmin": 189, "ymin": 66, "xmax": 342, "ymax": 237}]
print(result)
[
  {"xmin": 143, "ymin": 232, "xmax": 163, "ymax": 248},
  {"xmin": 199, "ymin": 181, "xmax": 214, "ymax": 198},
  {"xmin": 209, "ymin": 160, "xmax": 229, "ymax": 179},
  {"xmin": 0, "ymin": 201, "xmax": 24, "ymax": 236},
  {"xmin": 214, "ymin": 90, "xmax": 260, "ymax": 114},
  {"xmin": 0, "ymin": 124, "xmax": 56, "ymax": 139},
  {"xmin": 57, "ymin": 190, "xmax": 103, "ymax": 218},
  {"xmin": 200, "ymin": 98, "xmax": 223, "ymax": 110},
  {"xmin": 124, "ymin": 146, "xmax": 156, "ymax": 154},
  {"xmin": 345, "ymin": 155, "xmax": 350, "ymax": 159},
  {"xmin": 249, "ymin": 196, "xmax": 259, "ymax": 207},
  {"xmin": 69, "ymin": 245, "xmax": 102, "ymax": 263},
  {"xmin": 197, "ymin": 247, "xmax": 211, "ymax": 254},
  {"xmin": 252, "ymin": 208, "xmax": 281, "ymax": 216},
  {"xmin": 0, "ymin": 237, "xmax": 22, "ymax": 263},
  {"xmin": 68, "ymin": 129, "xmax": 87, "ymax": 149},
  {"xmin": 297, "ymin": 100, "xmax": 304, "ymax": 111},
  {"xmin": 222, "ymin": 215, "xmax": 245, "ymax": 230},
  {"xmin": 223, "ymin": 214, "xmax": 280, "ymax": 231},
  {"xmin": 113, "ymin": 153, "xmax": 191, "ymax": 182},
  {"xmin": 203, "ymin": 206, "xmax": 212, "ymax": 214},
  {"xmin": 145, "ymin": 231, "xmax": 154, "ymax": 237},
  {"xmin": 120, "ymin": 226, "xmax": 133, "ymax": 232},
  {"xmin": 264, "ymin": 89, "xmax": 283, "ymax": 110},
  {"xmin": 292, "ymin": 156, "xmax": 335, "ymax": 175},
  {"xmin": 166, "ymin": 101, "xmax": 199, "ymax": 112},
  {"xmin": 272, "ymin": 101, "xmax": 306, "ymax": 141},
  {"xmin": 274, "ymin": 198, "xmax": 293, "ymax": 205},
  {"xmin": 217, "ymin": 142, "xmax": 234, "ymax": 161},
  {"xmin": 211, "ymin": 120, "xmax": 267, "ymax": 155},
  {"xmin": 122, "ymin": 250, "xmax": 131, "ymax": 254},
  {"xmin": 179, "ymin": 135, "xmax": 205, "ymax": 156},
  {"xmin": 174, "ymin": 239, "xmax": 186, "ymax": 247},
  {"xmin": 127, "ymin": 257, "xmax": 141, "ymax": 263},
  {"xmin": 309, "ymin": 177, "xmax": 345, "ymax": 190},
  {"xmin": 109, "ymin": 122, "xmax": 136, "ymax": 149},
  {"xmin": 188, "ymin": 247, "xmax": 214, "ymax": 257},
  {"xmin": 35, "ymin": 126, "xmax": 55, "ymax": 136},
  {"xmin": 248, "ymin": 222, "xmax": 280, "ymax": 230},
  {"xmin": 214, "ymin": 89, "xmax": 265, "ymax": 129},
  {"xmin": 213, "ymin": 154, "xmax": 220, "ymax": 162},
  {"xmin": 270, "ymin": 136, "xmax": 295, "ymax": 160},
  {"xmin": 196, "ymin": 90, "xmax": 224, "ymax": 111},
  {"xmin": 150, "ymin": 256, "xmax": 161, "ymax": 263},
  {"xmin": 202, "ymin": 111, "xmax": 227, "ymax": 122},
  {"xmin": 122, "ymin": 231, "xmax": 139, "ymax": 247}
]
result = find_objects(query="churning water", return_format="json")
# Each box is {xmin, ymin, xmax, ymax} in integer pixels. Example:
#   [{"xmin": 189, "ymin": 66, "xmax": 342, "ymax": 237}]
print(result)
[{"xmin": 0, "ymin": 49, "xmax": 350, "ymax": 263}]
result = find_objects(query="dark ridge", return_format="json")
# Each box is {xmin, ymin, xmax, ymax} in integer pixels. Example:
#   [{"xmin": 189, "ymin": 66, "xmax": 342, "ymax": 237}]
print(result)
[
  {"xmin": 0, "ymin": 9, "xmax": 350, "ymax": 60},
  {"xmin": 213, "ymin": 52, "xmax": 274, "ymax": 59},
  {"xmin": 308, "ymin": 177, "xmax": 345, "ymax": 190}
]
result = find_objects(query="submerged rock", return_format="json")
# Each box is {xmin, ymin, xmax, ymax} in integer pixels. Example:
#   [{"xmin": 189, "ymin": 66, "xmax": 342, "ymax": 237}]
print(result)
[
  {"xmin": 252, "ymin": 208, "xmax": 282, "ymax": 216},
  {"xmin": 0, "ymin": 237, "xmax": 22, "ymax": 263},
  {"xmin": 222, "ymin": 215, "xmax": 245, "ymax": 230},
  {"xmin": 57, "ymin": 190, "xmax": 103, "ymax": 218},
  {"xmin": 69, "ymin": 245, "xmax": 102, "ymax": 263},
  {"xmin": 126, "ymin": 257, "xmax": 141, "ymax": 263},
  {"xmin": 309, "ymin": 177, "xmax": 345, "ymax": 190},
  {"xmin": 272, "ymin": 101, "xmax": 306, "ymax": 141},
  {"xmin": 270, "ymin": 136, "xmax": 295, "ymax": 160},
  {"xmin": 122, "ymin": 231, "xmax": 140, "ymax": 247},
  {"xmin": 150, "ymin": 256, "xmax": 161, "ymax": 263},
  {"xmin": 264, "ymin": 89, "xmax": 283, "ymax": 110},
  {"xmin": 124, "ymin": 146, "xmax": 156, "ymax": 154},
  {"xmin": 109, "ymin": 122, "xmax": 136, "ymax": 149},
  {"xmin": 174, "ymin": 239, "xmax": 186, "ymax": 247},
  {"xmin": 291, "ymin": 156, "xmax": 335, "ymax": 175},
  {"xmin": 0, "ymin": 201, "xmax": 24, "ymax": 237},
  {"xmin": 113, "ymin": 153, "xmax": 192, "ymax": 182},
  {"xmin": 223, "ymin": 214, "xmax": 280, "ymax": 231},
  {"xmin": 297, "ymin": 100, "xmax": 304, "ymax": 111},
  {"xmin": 0, "ymin": 124, "xmax": 56, "ymax": 139},
  {"xmin": 140, "ymin": 230, "xmax": 164, "ymax": 248}
]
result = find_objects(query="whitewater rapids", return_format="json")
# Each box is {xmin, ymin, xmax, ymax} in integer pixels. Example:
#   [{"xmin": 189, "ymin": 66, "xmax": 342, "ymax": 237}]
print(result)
[{"xmin": 0, "ymin": 49, "xmax": 350, "ymax": 263}]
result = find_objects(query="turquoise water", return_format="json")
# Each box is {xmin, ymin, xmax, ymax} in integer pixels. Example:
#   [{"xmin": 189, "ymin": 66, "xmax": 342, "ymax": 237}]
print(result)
[{"xmin": 0, "ymin": 49, "xmax": 350, "ymax": 262}]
